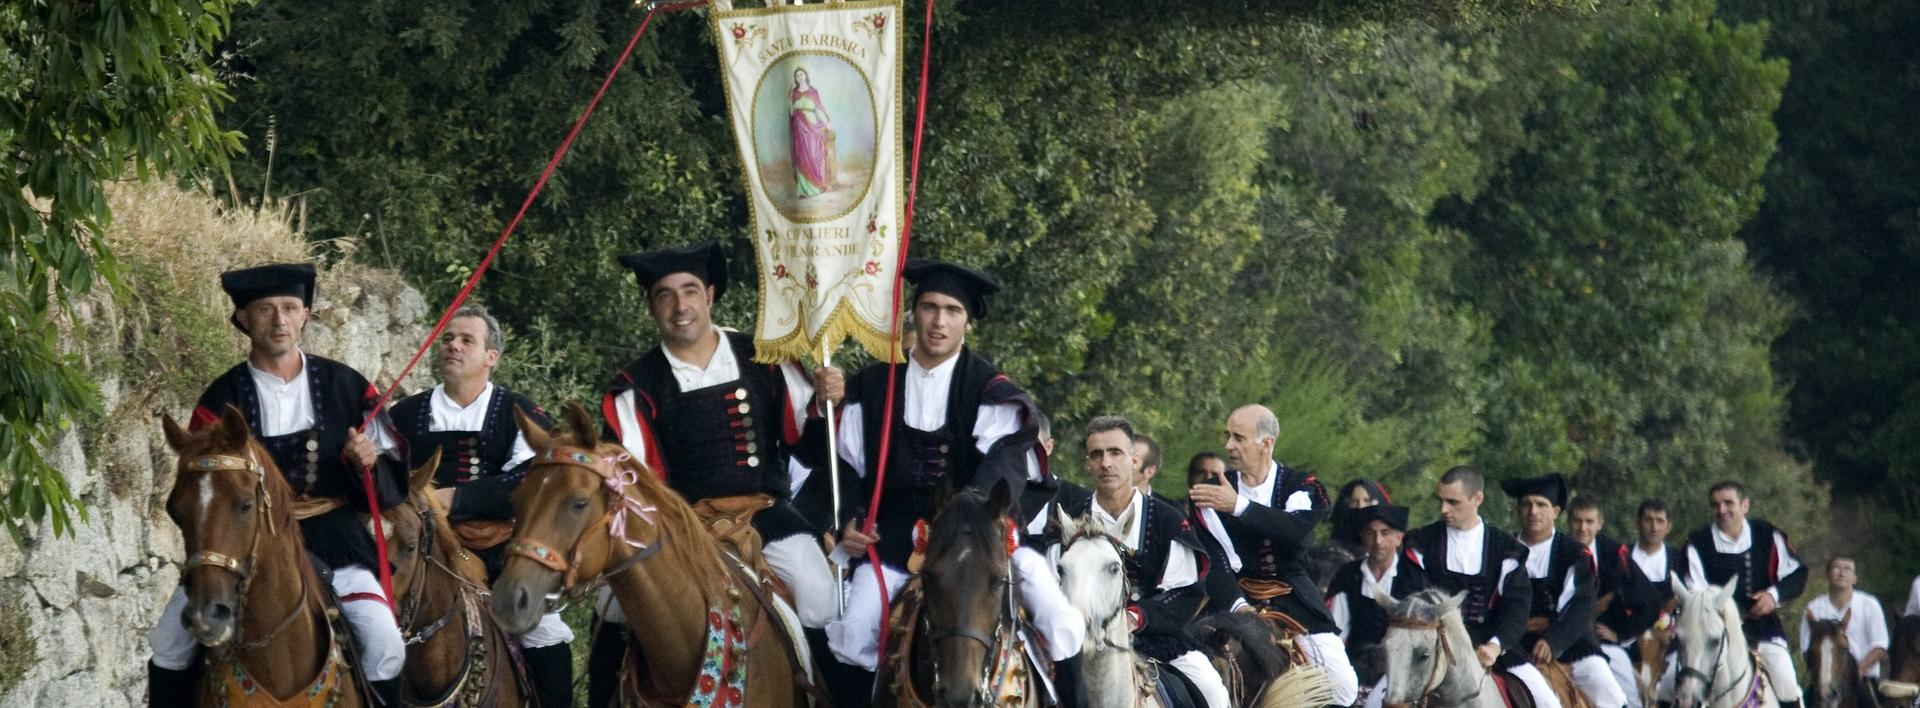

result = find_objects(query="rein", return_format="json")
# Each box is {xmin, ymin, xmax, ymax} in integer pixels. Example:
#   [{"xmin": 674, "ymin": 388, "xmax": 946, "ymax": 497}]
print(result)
[
  {"xmin": 505, "ymin": 446, "xmax": 662, "ymax": 610},
  {"xmin": 1387, "ymin": 613, "xmax": 1486, "ymax": 708},
  {"xmin": 906, "ymin": 519, "xmax": 1026, "ymax": 706},
  {"xmin": 182, "ymin": 453, "xmax": 314, "ymax": 656},
  {"xmin": 1057, "ymin": 525, "xmax": 1134, "ymax": 651},
  {"xmin": 1676, "ymin": 616, "xmax": 1756, "ymax": 708}
]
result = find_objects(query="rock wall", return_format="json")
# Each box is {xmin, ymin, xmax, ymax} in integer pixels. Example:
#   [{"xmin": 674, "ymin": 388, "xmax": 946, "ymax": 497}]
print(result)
[{"xmin": 0, "ymin": 267, "xmax": 434, "ymax": 708}]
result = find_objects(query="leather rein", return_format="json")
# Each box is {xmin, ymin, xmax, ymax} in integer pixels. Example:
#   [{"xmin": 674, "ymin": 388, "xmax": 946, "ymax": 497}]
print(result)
[{"xmin": 180, "ymin": 453, "xmax": 315, "ymax": 657}]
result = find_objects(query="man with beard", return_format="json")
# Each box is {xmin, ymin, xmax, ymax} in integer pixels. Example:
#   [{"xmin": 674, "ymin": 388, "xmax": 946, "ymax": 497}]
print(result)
[
  {"xmin": 1326, "ymin": 503, "xmax": 1426, "ymax": 708},
  {"xmin": 149, "ymin": 263, "xmax": 408, "ymax": 706},
  {"xmin": 1505, "ymin": 475, "xmax": 1627, "ymax": 708},
  {"xmin": 824, "ymin": 259, "xmax": 1088, "ymax": 707},
  {"xmin": 592, "ymin": 242, "xmax": 841, "ymax": 707},
  {"xmin": 1403, "ymin": 466, "xmax": 1562, "ymax": 708},
  {"xmin": 387, "ymin": 304, "xmax": 572, "ymax": 706},
  {"xmin": 1566, "ymin": 495, "xmax": 1656, "ymax": 708},
  {"xmin": 1051, "ymin": 416, "xmax": 1227, "ymax": 708},
  {"xmin": 1684, "ymin": 481, "xmax": 1808, "ymax": 708},
  {"xmin": 1187, "ymin": 404, "xmax": 1360, "ymax": 706}
]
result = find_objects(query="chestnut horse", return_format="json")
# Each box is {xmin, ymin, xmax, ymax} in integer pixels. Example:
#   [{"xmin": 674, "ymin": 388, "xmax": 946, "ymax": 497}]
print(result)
[
  {"xmin": 381, "ymin": 449, "xmax": 525, "ymax": 706},
  {"xmin": 490, "ymin": 402, "xmax": 812, "ymax": 707},
  {"xmin": 162, "ymin": 405, "xmax": 362, "ymax": 706}
]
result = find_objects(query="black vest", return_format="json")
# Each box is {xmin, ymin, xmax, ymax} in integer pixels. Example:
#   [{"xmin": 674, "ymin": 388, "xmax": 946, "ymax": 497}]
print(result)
[
  {"xmin": 1685, "ymin": 519, "xmax": 1802, "ymax": 641},
  {"xmin": 191, "ymin": 355, "xmax": 403, "ymax": 571},
  {"xmin": 1328, "ymin": 556, "xmax": 1429, "ymax": 650},
  {"xmin": 1521, "ymin": 533, "xmax": 1602, "ymax": 661},
  {"xmin": 1593, "ymin": 535, "xmax": 1659, "ymax": 640},
  {"xmin": 1406, "ymin": 521, "xmax": 1532, "ymax": 651},
  {"xmin": 390, "ymin": 385, "xmax": 551, "ymax": 522},
  {"xmin": 1213, "ymin": 466, "xmax": 1337, "ymax": 633}
]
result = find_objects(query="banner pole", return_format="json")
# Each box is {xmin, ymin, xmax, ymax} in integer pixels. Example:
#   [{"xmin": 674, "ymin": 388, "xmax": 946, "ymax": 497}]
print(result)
[{"xmin": 823, "ymin": 341, "xmax": 845, "ymax": 616}]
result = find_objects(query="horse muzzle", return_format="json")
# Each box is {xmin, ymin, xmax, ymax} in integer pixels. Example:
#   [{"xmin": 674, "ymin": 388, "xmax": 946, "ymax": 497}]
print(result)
[
  {"xmin": 186, "ymin": 599, "xmax": 237, "ymax": 648},
  {"xmin": 488, "ymin": 575, "xmax": 555, "ymax": 635}
]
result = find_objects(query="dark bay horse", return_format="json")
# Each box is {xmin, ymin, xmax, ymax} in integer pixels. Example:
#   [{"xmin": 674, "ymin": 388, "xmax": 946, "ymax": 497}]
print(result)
[
  {"xmin": 162, "ymin": 404, "xmax": 362, "ymax": 706},
  {"xmin": 875, "ymin": 479, "xmax": 1039, "ymax": 708},
  {"xmin": 1804, "ymin": 611, "xmax": 1863, "ymax": 708},
  {"xmin": 381, "ymin": 449, "xmax": 525, "ymax": 706},
  {"xmin": 489, "ymin": 402, "xmax": 810, "ymax": 706}
]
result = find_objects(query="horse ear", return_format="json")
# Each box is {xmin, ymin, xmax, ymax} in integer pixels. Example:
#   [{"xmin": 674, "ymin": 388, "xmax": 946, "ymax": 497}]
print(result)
[
  {"xmin": 1670, "ymin": 576, "xmax": 1690, "ymax": 600},
  {"xmin": 986, "ymin": 478, "xmax": 1013, "ymax": 518},
  {"xmin": 1714, "ymin": 580, "xmax": 1739, "ymax": 606},
  {"xmin": 1052, "ymin": 504, "xmax": 1075, "ymax": 537},
  {"xmin": 410, "ymin": 447, "xmax": 441, "ymax": 494},
  {"xmin": 219, "ymin": 404, "xmax": 251, "ymax": 450},
  {"xmin": 161, "ymin": 413, "xmax": 190, "ymax": 453},
  {"xmin": 1444, "ymin": 590, "xmax": 1468, "ymax": 615},
  {"xmin": 514, "ymin": 404, "xmax": 552, "ymax": 452},
  {"xmin": 563, "ymin": 401, "xmax": 599, "ymax": 448},
  {"xmin": 1367, "ymin": 577, "xmax": 1400, "ymax": 614},
  {"xmin": 1841, "ymin": 608, "xmax": 1853, "ymax": 629}
]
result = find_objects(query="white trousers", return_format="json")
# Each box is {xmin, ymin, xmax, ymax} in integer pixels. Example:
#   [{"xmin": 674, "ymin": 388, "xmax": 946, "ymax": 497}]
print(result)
[
  {"xmin": 1298, "ymin": 631, "xmax": 1360, "ymax": 706},
  {"xmin": 825, "ymin": 546, "xmax": 1089, "ymax": 670},
  {"xmin": 1169, "ymin": 649, "xmax": 1232, "ymax": 708},
  {"xmin": 518, "ymin": 610, "xmax": 574, "ymax": 649},
  {"xmin": 1601, "ymin": 643, "xmax": 1643, "ymax": 708},
  {"xmin": 1509, "ymin": 663, "xmax": 1567, "ymax": 708},
  {"xmin": 1756, "ymin": 639, "xmax": 1801, "ymax": 702},
  {"xmin": 149, "ymin": 565, "xmax": 406, "ymax": 681},
  {"xmin": 1359, "ymin": 674, "xmax": 1387, "ymax": 708},
  {"xmin": 1570, "ymin": 654, "xmax": 1629, "ymax": 708}
]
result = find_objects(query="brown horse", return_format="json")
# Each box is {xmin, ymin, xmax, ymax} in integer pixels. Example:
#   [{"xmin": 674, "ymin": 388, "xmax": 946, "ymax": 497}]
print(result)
[
  {"xmin": 1805, "ymin": 611, "xmax": 1863, "ymax": 708},
  {"xmin": 162, "ymin": 404, "xmax": 362, "ymax": 707},
  {"xmin": 875, "ymin": 480, "xmax": 1039, "ymax": 708},
  {"xmin": 490, "ymin": 402, "xmax": 810, "ymax": 707},
  {"xmin": 1635, "ymin": 603, "xmax": 1677, "ymax": 708},
  {"xmin": 1891, "ymin": 615, "xmax": 1920, "ymax": 684},
  {"xmin": 381, "ymin": 449, "xmax": 525, "ymax": 706}
]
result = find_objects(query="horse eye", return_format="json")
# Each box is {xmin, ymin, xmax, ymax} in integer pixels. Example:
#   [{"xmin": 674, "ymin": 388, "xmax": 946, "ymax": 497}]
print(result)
[
  {"xmin": 238, "ymin": 498, "xmax": 253, "ymax": 513},
  {"xmin": 1107, "ymin": 561, "xmax": 1121, "ymax": 575},
  {"xmin": 570, "ymin": 497, "xmax": 590, "ymax": 511},
  {"xmin": 404, "ymin": 543, "xmax": 417, "ymax": 554}
]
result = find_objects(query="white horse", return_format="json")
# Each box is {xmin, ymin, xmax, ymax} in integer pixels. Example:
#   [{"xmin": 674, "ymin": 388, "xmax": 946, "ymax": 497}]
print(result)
[
  {"xmin": 1669, "ymin": 579, "xmax": 1777, "ymax": 708},
  {"xmin": 1052, "ymin": 507, "xmax": 1333, "ymax": 708},
  {"xmin": 1373, "ymin": 586, "xmax": 1508, "ymax": 708}
]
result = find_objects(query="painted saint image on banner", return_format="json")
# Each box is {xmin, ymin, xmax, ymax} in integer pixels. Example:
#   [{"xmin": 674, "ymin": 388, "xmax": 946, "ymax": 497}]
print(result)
[{"xmin": 752, "ymin": 52, "xmax": 877, "ymax": 223}]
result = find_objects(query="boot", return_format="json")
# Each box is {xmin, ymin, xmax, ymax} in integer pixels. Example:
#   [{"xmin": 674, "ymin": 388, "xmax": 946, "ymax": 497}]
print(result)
[
  {"xmin": 1052, "ymin": 654, "xmax": 1089, "ymax": 708},
  {"xmin": 147, "ymin": 660, "xmax": 201, "ymax": 707},
  {"xmin": 587, "ymin": 620, "xmax": 629, "ymax": 708},
  {"xmin": 369, "ymin": 677, "xmax": 403, "ymax": 707},
  {"xmin": 805, "ymin": 627, "xmax": 873, "ymax": 708},
  {"xmin": 522, "ymin": 642, "xmax": 575, "ymax": 708}
]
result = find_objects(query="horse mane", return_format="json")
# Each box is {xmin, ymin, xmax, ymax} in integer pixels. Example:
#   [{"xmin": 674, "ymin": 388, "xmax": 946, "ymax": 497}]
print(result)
[
  {"xmin": 546, "ymin": 426, "xmax": 731, "ymax": 603},
  {"xmin": 1195, "ymin": 611, "xmax": 1289, "ymax": 679},
  {"xmin": 925, "ymin": 488, "xmax": 1006, "ymax": 565},
  {"xmin": 1388, "ymin": 588, "xmax": 1458, "ymax": 626},
  {"xmin": 1894, "ymin": 615, "xmax": 1920, "ymax": 674},
  {"xmin": 413, "ymin": 486, "xmax": 486, "ymax": 583}
]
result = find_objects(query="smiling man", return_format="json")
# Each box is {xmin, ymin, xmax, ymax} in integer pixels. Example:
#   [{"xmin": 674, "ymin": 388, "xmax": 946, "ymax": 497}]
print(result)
[{"xmin": 1684, "ymin": 480, "xmax": 1808, "ymax": 708}]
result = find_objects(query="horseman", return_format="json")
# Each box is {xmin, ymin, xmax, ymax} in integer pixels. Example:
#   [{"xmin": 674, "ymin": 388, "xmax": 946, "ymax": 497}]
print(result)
[
  {"xmin": 1326, "ymin": 503, "xmax": 1427, "ymax": 708},
  {"xmin": 1187, "ymin": 404, "xmax": 1362, "ymax": 706},
  {"xmin": 1567, "ymin": 495, "xmax": 1658, "ymax": 708},
  {"xmin": 821, "ymin": 259, "xmax": 1089, "ymax": 708},
  {"xmin": 387, "ymin": 303, "xmax": 571, "ymax": 707},
  {"xmin": 1797, "ymin": 556, "xmax": 1889, "ymax": 696},
  {"xmin": 1049, "ymin": 416, "xmax": 1230, "ymax": 708},
  {"xmin": 1625, "ymin": 498, "xmax": 1686, "ymax": 703},
  {"xmin": 1504, "ymin": 476, "xmax": 1629, "ymax": 708},
  {"xmin": 148, "ymin": 263, "xmax": 409, "ymax": 706},
  {"xmin": 1403, "ymin": 465, "xmax": 1563, "ymax": 708},
  {"xmin": 1683, "ymin": 480, "xmax": 1809, "ymax": 708},
  {"xmin": 591, "ymin": 242, "xmax": 842, "ymax": 707},
  {"xmin": 1184, "ymin": 453, "xmax": 1250, "ymax": 616}
]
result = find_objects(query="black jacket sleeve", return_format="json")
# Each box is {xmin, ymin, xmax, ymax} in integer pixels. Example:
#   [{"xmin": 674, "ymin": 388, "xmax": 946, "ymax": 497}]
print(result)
[
  {"xmin": 1492, "ymin": 552, "xmax": 1533, "ymax": 649},
  {"xmin": 1546, "ymin": 551, "xmax": 1598, "ymax": 655},
  {"xmin": 1229, "ymin": 487, "xmax": 1329, "ymax": 551},
  {"xmin": 1769, "ymin": 529, "xmax": 1808, "ymax": 603}
]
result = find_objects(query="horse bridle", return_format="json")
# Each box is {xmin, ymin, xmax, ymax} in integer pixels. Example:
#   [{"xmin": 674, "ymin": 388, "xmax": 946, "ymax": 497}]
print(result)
[
  {"xmin": 922, "ymin": 522, "xmax": 1021, "ymax": 701},
  {"xmin": 1386, "ymin": 614, "xmax": 1486, "ymax": 708},
  {"xmin": 396, "ymin": 497, "xmax": 484, "ymax": 647},
  {"xmin": 505, "ymin": 447, "xmax": 661, "ymax": 611},
  {"xmin": 1057, "ymin": 525, "xmax": 1134, "ymax": 651},
  {"xmin": 1675, "ymin": 615, "xmax": 1754, "ymax": 707},
  {"xmin": 179, "ymin": 453, "xmax": 311, "ymax": 654}
]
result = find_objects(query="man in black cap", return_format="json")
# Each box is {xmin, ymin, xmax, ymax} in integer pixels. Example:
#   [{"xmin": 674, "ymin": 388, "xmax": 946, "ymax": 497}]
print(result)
[
  {"xmin": 387, "ymin": 303, "xmax": 572, "ymax": 706},
  {"xmin": 1326, "ymin": 503, "xmax": 1426, "ymax": 708},
  {"xmin": 822, "ymin": 258, "xmax": 1088, "ymax": 707},
  {"xmin": 1403, "ymin": 466, "xmax": 1560, "ymax": 708},
  {"xmin": 148, "ymin": 263, "xmax": 409, "ymax": 706},
  {"xmin": 1683, "ymin": 481, "xmax": 1807, "ymax": 708},
  {"xmin": 1049, "ymin": 416, "xmax": 1226, "ymax": 708},
  {"xmin": 1505, "ymin": 475, "xmax": 1627, "ymax": 708},
  {"xmin": 589, "ymin": 242, "xmax": 842, "ymax": 707},
  {"xmin": 1187, "ymin": 403, "xmax": 1358, "ymax": 705}
]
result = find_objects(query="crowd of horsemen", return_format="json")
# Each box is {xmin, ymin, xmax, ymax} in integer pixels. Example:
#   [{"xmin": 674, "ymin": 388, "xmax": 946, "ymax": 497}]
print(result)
[{"xmin": 143, "ymin": 243, "xmax": 1918, "ymax": 707}]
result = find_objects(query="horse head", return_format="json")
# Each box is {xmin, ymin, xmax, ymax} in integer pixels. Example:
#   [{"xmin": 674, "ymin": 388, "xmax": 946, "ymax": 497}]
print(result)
[
  {"xmin": 919, "ymin": 477, "xmax": 1020, "ymax": 708},
  {"xmin": 1377, "ymin": 586, "xmax": 1469, "ymax": 706},
  {"xmin": 161, "ymin": 404, "xmax": 298, "ymax": 650},
  {"xmin": 1806, "ymin": 610, "xmax": 1856, "ymax": 708},
  {"xmin": 1053, "ymin": 505, "xmax": 1132, "ymax": 653},
  {"xmin": 1671, "ymin": 578, "xmax": 1744, "ymax": 708}
]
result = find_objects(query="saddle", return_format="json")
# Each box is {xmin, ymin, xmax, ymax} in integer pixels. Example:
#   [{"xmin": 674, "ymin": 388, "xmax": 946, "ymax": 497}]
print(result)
[
  {"xmin": 451, "ymin": 519, "xmax": 514, "ymax": 550},
  {"xmin": 1239, "ymin": 579, "xmax": 1314, "ymax": 668},
  {"xmin": 691, "ymin": 494, "xmax": 793, "ymax": 606}
]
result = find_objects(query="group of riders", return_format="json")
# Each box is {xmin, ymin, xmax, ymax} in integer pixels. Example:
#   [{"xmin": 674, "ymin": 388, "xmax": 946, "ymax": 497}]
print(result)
[{"xmin": 142, "ymin": 242, "xmax": 1897, "ymax": 708}]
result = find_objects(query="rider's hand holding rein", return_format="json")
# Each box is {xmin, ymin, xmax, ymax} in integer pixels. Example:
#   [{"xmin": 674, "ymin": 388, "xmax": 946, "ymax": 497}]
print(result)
[
  {"xmin": 1747, "ymin": 589, "xmax": 1778, "ymax": 618},
  {"xmin": 345, "ymin": 427, "xmax": 377, "ymax": 471},
  {"xmin": 1475, "ymin": 642, "xmax": 1500, "ymax": 669}
]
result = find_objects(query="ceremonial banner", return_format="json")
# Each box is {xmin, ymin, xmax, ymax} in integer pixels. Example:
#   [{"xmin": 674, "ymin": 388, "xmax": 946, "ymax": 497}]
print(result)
[{"xmin": 712, "ymin": 0, "xmax": 905, "ymax": 364}]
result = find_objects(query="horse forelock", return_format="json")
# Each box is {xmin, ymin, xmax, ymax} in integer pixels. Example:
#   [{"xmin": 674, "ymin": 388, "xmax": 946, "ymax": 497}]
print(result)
[
  {"xmin": 925, "ymin": 490, "xmax": 1010, "ymax": 568},
  {"xmin": 1389, "ymin": 588, "xmax": 1455, "ymax": 626}
]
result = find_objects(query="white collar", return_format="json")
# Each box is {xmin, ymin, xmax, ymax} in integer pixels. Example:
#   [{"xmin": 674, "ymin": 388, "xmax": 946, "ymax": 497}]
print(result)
[
  {"xmin": 431, "ymin": 381, "xmax": 494, "ymax": 412},
  {"xmin": 1236, "ymin": 461, "xmax": 1280, "ymax": 500},
  {"xmin": 1711, "ymin": 519, "xmax": 1751, "ymax": 548},
  {"xmin": 1446, "ymin": 518, "xmax": 1486, "ymax": 541},
  {"xmin": 1090, "ymin": 489, "xmax": 1145, "ymax": 549},
  {"xmin": 1521, "ymin": 530, "xmax": 1557, "ymax": 552},
  {"xmin": 907, "ymin": 348, "xmax": 961, "ymax": 380},
  {"xmin": 661, "ymin": 326, "xmax": 733, "ymax": 372},
  {"xmin": 246, "ymin": 351, "xmax": 308, "ymax": 385},
  {"xmin": 1364, "ymin": 556, "xmax": 1400, "ymax": 588}
]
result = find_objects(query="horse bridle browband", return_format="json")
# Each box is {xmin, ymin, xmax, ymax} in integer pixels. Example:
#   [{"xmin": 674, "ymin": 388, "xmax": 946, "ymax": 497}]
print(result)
[
  {"xmin": 507, "ymin": 446, "xmax": 662, "ymax": 610},
  {"xmin": 180, "ymin": 453, "xmax": 310, "ymax": 654}
]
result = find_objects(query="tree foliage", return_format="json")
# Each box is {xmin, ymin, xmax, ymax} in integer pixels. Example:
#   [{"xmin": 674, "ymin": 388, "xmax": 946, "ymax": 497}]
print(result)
[{"xmin": 1, "ymin": 0, "xmax": 248, "ymax": 541}]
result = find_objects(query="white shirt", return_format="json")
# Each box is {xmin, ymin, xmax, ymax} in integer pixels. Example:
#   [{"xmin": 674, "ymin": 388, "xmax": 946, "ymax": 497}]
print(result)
[
  {"xmin": 1631, "ymin": 543, "xmax": 1671, "ymax": 584},
  {"xmin": 427, "ymin": 382, "xmax": 534, "ymax": 475},
  {"xmin": 1522, "ymin": 531, "xmax": 1579, "ymax": 613},
  {"xmin": 1800, "ymin": 591, "xmax": 1889, "ymax": 677},
  {"xmin": 1686, "ymin": 519, "xmax": 1802, "ymax": 602},
  {"xmin": 661, "ymin": 326, "xmax": 741, "ymax": 391},
  {"xmin": 1906, "ymin": 575, "xmax": 1920, "ymax": 618},
  {"xmin": 1083, "ymin": 490, "xmax": 1199, "ymax": 594},
  {"xmin": 1330, "ymin": 557, "xmax": 1402, "ymax": 640},
  {"xmin": 247, "ymin": 352, "xmax": 397, "ymax": 453},
  {"xmin": 1195, "ymin": 461, "xmax": 1313, "ymax": 573},
  {"xmin": 1404, "ymin": 518, "xmax": 1521, "ymax": 647},
  {"xmin": 834, "ymin": 350, "xmax": 1039, "ymax": 482}
]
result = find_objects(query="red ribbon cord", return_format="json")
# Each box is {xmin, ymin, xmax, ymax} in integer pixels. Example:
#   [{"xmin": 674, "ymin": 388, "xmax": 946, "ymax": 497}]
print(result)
[{"xmin": 353, "ymin": 0, "xmax": 706, "ymax": 606}]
